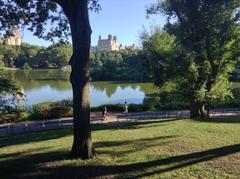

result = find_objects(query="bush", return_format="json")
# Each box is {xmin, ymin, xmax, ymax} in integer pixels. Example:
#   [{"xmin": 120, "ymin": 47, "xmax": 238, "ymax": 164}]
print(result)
[
  {"xmin": 155, "ymin": 92, "xmax": 189, "ymax": 110},
  {"xmin": 211, "ymin": 88, "xmax": 240, "ymax": 108},
  {"xmin": 31, "ymin": 102, "xmax": 72, "ymax": 120}
]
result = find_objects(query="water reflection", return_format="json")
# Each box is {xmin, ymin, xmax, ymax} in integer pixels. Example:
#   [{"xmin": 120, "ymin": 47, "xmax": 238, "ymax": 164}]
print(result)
[{"xmin": 6, "ymin": 70, "xmax": 159, "ymax": 107}]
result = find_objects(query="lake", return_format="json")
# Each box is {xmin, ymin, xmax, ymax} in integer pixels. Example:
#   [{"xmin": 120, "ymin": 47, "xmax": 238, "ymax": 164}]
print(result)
[{"xmin": 6, "ymin": 70, "xmax": 159, "ymax": 107}]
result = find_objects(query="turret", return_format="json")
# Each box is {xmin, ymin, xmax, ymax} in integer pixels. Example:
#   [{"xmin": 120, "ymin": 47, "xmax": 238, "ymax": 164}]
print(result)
[
  {"xmin": 113, "ymin": 36, "xmax": 117, "ymax": 42},
  {"xmin": 108, "ymin": 34, "xmax": 112, "ymax": 40}
]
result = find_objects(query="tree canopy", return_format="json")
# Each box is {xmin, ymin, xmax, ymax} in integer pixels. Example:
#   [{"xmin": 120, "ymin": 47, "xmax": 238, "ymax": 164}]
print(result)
[
  {"xmin": 146, "ymin": 0, "xmax": 240, "ymax": 118},
  {"xmin": 0, "ymin": 0, "xmax": 100, "ymax": 41}
]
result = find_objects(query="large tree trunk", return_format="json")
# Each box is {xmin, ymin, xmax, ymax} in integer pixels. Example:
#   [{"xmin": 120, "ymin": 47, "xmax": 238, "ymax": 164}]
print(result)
[
  {"xmin": 190, "ymin": 100, "xmax": 209, "ymax": 119},
  {"xmin": 61, "ymin": 0, "xmax": 94, "ymax": 159}
]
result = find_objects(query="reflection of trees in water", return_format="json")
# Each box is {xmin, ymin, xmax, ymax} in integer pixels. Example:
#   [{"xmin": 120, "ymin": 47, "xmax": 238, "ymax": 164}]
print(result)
[
  {"xmin": 91, "ymin": 82, "xmax": 146, "ymax": 98},
  {"xmin": 6, "ymin": 69, "xmax": 71, "ymax": 91},
  {"xmin": 6, "ymin": 70, "xmax": 160, "ymax": 101},
  {"xmin": 91, "ymin": 82, "xmax": 159, "ymax": 98},
  {"xmin": 91, "ymin": 82, "xmax": 118, "ymax": 97},
  {"xmin": 108, "ymin": 82, "xmax": 159, "ymax": 95}
]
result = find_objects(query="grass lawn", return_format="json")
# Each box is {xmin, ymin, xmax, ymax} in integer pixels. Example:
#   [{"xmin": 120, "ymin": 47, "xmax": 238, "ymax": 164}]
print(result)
[{"xmin": 0, "ymin": 117, "xmax": 240, "ymax": 179}]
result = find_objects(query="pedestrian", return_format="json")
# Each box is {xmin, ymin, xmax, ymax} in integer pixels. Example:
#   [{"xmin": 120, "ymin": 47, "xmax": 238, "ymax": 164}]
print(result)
[
  {"xmin": 102, "ymin": 106, "xmax": 107, "ymax": 120},
  {"xmin": 123, "ymin": 101, "xmax": 128, "ymax": 113}
]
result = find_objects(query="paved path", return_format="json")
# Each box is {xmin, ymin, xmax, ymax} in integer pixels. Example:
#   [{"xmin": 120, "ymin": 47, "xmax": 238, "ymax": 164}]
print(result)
[{"xmin": 1, "ymin": 109, "xmax": 240, "ymax": 135}]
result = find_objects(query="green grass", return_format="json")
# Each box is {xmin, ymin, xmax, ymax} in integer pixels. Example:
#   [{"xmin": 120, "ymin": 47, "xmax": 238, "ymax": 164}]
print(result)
[{"xmin": 0, "ymin": 117, "xmax": 240, "ymax": 178}]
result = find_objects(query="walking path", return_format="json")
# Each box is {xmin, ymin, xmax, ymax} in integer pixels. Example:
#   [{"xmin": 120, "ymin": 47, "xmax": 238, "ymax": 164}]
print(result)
[{"xmin": 1, "ymin": 108, "xmax": 240, "ymax": 135}]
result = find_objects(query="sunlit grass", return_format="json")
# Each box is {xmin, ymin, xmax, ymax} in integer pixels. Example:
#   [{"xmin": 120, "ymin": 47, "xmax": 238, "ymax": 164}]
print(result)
[{"xmin": 0, "ymin": 117, "xmax": 240, "ymax": 178}]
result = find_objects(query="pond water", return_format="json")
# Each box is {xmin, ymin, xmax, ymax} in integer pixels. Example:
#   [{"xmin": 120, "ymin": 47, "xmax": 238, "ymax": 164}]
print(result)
[{"xmin": 6, "ymin": 70, "xmax": 159, "ymax": 107}]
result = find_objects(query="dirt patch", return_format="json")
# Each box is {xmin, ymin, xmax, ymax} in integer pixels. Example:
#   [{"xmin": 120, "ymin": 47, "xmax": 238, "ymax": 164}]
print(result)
[{"xmin": 203, "ymin": 154, "xmax": 240, "ymax": 173}]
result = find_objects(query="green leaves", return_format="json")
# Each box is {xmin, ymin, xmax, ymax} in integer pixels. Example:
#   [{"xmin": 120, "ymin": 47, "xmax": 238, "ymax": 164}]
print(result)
[
  {"xmin": 146, "ymin": 0, "xmax": 240, "ymax": 104},
  {"xmin": 141, "ymin": 28, "xmax": 180, "ymax": 85}
]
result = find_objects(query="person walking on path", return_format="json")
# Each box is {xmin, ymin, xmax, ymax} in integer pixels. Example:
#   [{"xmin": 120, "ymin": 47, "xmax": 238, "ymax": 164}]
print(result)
[
  {"xmin": 123, "ymin": 101, "xmax": 128, "ymax": 113},
  {"xmin": 102, "ymin": 106, "xmax": 107, "ymax": 120}
]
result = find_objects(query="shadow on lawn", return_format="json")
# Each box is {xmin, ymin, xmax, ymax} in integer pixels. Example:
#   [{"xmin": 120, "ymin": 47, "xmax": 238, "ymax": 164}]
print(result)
[
  {"xmin": 1, "ymin": 131, "xmax": 240, "ymax": 178},
  {"xmin": 0, "ymin": 134, "xmax": 174, "ymax": 178},
  {"xmin": 95, "ymin": 135, "xmax": 176, "ymax": 157},
  {"xmin": 192, "ymin": 115, "xmax": 240, "ymax": 123},
  {"xmin": 2, "ymin": 119, "xmax": 239, "ymax": 178},
  {"xmin": 92, "ymin": 118, "xmax": 181, "ymax": 131},
  {"xmin": 0, "ymin": 128, "xmax": 72, "ymax": 148},
  {"xmin": 8, "ymin": 143, "xmax": 239, "ymax": 179},
  {"xmin": 0, "ymin": 119, "xmax": 177, "ymax": 148}
]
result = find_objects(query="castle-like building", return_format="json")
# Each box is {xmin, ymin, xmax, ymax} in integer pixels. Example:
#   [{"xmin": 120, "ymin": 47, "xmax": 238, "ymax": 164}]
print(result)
[
  {"xmin": 91, "ymin": 34, "xmax": 137, "ymax": 52},
  {"xmin": 0, "ymin": 26, "xmax": 22, "ymax": 46}
]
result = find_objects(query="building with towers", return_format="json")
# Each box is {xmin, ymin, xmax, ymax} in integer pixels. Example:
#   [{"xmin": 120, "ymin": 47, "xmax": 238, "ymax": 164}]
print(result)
[
  {"xmin": 0, "ymin": 26, "xmax": 22, "ymax": 46},
  {"xmin": 91, "ymin": 34, "xmax": 120, "ymax": 52}
]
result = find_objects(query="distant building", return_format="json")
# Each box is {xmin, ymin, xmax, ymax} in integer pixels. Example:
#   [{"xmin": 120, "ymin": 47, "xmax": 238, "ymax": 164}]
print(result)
[
  {"xmin": 91, "ymin": 34, "xmax": 138, "ymax": 52},
  {"xmin": 0, "ymin": 26, "xmax": 22, "ymax": 46},
  {"xmin": 91, "ymin": 35, "xmax": 119, "ymax": 52}
]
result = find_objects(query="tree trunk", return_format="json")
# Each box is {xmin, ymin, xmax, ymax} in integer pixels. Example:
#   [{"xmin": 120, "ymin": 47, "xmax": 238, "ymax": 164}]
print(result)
[
  {"xmin": 190, "ymin": 100, "xmax": 209, "ymax": 119},
  {"xmin": 61, "ymin": 0, "xmax": 94, "ymax": 159}
]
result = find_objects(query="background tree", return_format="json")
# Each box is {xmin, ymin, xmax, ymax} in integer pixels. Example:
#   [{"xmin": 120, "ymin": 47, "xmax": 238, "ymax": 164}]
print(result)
[
  {"xmin": 147, "ymin": 0, "xmax": 240, "ymax": 118},
  {"xmin": 0, "ymin": 0, "xmax": 100, "ymax": 159},
  {"xmin": 0, "ymin": 45, "xmax": 20, "ymax": 67},
  {"xmin": 90, "ymin": 49, "xmax": 147, "ymax": 81},
  {"xmin": 17, "ymin": 43, "xmax": 43, "ymax": 68},
  {"xmin": 141, "ymin": 27, "xmax": 180, "ymax": 85},
  {"xmin": 48, "ymin": 43, "xmax": 72, "ymax": 68}
]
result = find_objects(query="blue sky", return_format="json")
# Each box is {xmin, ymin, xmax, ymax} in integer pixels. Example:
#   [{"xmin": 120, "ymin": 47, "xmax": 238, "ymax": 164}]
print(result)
[{"xmin": 22, "ymin": 0, "xmax": 166, "ymax": 47}]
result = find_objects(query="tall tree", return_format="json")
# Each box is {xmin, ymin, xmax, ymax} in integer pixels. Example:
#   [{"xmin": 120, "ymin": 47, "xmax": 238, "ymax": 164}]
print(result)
[
  {"xmin": 147, "ymin": 0, "xmax": 240, "ymax": 118},
  {"xmin": 0, "ymin": 0, "xmax": 100, "ymax": 159}
]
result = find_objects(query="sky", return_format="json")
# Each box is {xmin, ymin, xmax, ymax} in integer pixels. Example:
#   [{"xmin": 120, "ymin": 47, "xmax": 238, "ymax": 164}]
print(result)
[{"xmin": 22, "ymin": 0, "xmax": 166, "ymax": 47}]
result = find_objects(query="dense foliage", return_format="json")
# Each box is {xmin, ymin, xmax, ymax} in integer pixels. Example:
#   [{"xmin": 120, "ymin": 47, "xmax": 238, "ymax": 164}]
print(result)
[
  {"xmin": 0, "ymin": 42, "xmax": 151, "ymax": 81},
  {"xmin": 146, "ymin": 0, "xmax": 240, "ymax": 118},
  {"xmin": 90, "ymin": 49, "xmax": 150, "ymax": 81},
  {"xmin": 0, "ymin": 43, "xmax": 72, "ymax": 68}
]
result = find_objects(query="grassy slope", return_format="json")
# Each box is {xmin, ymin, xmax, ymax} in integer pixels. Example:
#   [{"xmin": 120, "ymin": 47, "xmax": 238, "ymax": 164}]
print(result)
[{"xmin": 0, "ymin": 117, "xmax": 240, "ymax": 178}]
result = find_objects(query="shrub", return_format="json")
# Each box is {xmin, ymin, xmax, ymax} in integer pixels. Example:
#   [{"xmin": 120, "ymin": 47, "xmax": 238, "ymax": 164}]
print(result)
[
  {"xmin": 211, "ymin": 88, "xmax": 240, "ymax": 108},
  {"xmin": 31, "ymin": 102, "xmax": 72, "ymax": 120},
  {"xmin": 155, "ymin": 91, "xmax": 189, "ymax": 110}
]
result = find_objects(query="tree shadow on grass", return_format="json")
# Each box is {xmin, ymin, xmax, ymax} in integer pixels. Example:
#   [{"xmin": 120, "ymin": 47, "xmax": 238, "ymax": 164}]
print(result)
[
  {"xmin": 0, "ymin": 135, "xmax": 175, "ymax": 178},
  {"xmin": 0, "ymin": 128, "xmax": 72, "ymax": 148},
  {"xmin": 192, "ymin": 115, "xmax": 240, "ymax": 124},
  {"xmin": 95, "ymin": 135, "xmax": 176, "ymax": 158},
  {"xmin": 1, "ymin": 126, "xmax": 240, "ymax": 178},
  {"xmin": 32, "ymin": 144, "xmax": 240, "ymax": 179},
  {"xmin": 92, "ymin": 118, "xmax": 182, "ymax": 131},
  {"xmin": 94, "ymin": 136, "xmax": 176, "ymax": 158},
  {"xmin": 95, "ymin": 135, "xmax": 175, "ymax": 148},
  {"xmin": 0, "ymin": 119, "xmax": 180, "ymax": 148},
  {"xmin": 0, "ymin": 150, "xmax": 68, "ymax": 179}
]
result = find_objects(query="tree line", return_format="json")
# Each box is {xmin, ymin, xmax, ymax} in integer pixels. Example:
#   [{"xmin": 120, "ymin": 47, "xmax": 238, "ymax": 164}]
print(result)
[
  {"xmin": 0, "ymin": 43, "xmax": 72, "ymax": 69},
  {"xmin": 0, "ymin": 42, "xmax": 152, "ymax": 81},
  {"xmin": 90, "ymin": 49, "xmax": 151, "ymax": 81}
]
